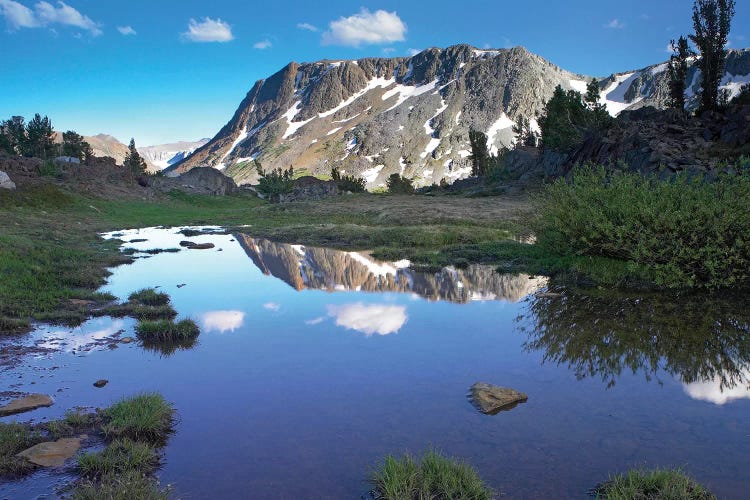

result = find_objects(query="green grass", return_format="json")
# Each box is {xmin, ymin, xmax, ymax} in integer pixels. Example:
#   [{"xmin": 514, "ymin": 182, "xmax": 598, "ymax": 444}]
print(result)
[
  {"xmin": 71, "ymin": 470, "xmax": 169, "ymax": 500},
  {"xmin": 135, "ymin": 319, "xmax": 200, "ymax": 342},
  {"xmin": 370, "ymin": 450, "xmax": 493, "ymax": 500},
  {"xmin": 102, "ymin": 393, "xmax": 175, "ymax": 444},
  {"xmin": 128, "ymin": 289, "xmax": 170, "ymax": 307},
  {"xmin": 595, "ymin": 468, "xmax": 715, "ymax": 499},
  {"xmin": 0, "ymin": 422, "xmax": 43, "ymax": 477},
  {"xmin": 78, "ymin": 439, "xmax": 159, "ymax": 478}
]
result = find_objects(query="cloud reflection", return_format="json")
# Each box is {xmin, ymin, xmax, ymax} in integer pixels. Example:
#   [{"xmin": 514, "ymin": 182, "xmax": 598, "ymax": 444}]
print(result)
[
  {"xmin": 327, "ymin": 303, "xmax": 407, "ymax": 336},
  {"xmin": 201, "ymin": 310, "xmax": 246, "ymax": 334},
  {"xmin": 682, "ymin": 370, "xmax": 750, "ymax": 405}
]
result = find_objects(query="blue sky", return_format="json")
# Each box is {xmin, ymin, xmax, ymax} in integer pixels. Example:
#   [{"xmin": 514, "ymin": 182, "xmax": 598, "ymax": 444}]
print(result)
[{"xmin": 1, "ymin": 0, "xmax": 748, "ymax": 146}]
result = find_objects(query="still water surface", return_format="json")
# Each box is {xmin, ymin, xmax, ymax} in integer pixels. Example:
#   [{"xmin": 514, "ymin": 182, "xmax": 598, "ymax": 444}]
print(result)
[{"xmin": 1, "ymin": 227, "xmax": 749, "ymax": 499}]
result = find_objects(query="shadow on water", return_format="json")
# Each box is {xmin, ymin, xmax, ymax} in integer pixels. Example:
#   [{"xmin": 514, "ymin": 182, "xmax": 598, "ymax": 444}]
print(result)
[{"xmin": 521, "ymin": 288, "xmax": 750, "ymax": 396}]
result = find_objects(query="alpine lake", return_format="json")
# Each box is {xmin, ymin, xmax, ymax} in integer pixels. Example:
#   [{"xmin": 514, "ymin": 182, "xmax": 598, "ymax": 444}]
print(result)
[{"xmin": 1, "ymin": 227, "xmax": 748, "ymax": 499}]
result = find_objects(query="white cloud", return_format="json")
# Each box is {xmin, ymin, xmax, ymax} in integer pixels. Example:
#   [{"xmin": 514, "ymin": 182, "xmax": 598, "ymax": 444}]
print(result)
[
  {"xmin": 0, "ymin": 0, "xmax": 38, "ymax": 28},
  {"xmin": 682, "ymin": 370, "xmax": 750, "ymax": 405},
  {"xmin": 305, "ymin": 317, "xmax": 325, "ymax": 325},
  {"xmin": 382, "ymin": 47, "xmax": 395, "ymax": 55},
  {"xmin": 263, "ymin": 302, "xmax": 280, "ymax": 311},
  {"xmin": 297, "ymin": 22, "xmax": 317, "ymax": 32},
  {"xmin": 605, "ymin": 18, "xmax": 625, "ymax": 29},
  {"xmin": 182, "ymin": 17, "xmax": 233, "ymax": 43},
  {"xmin": 253, "ymin": 38, "xmax": 272, "ymax": 49},
  {"xmin": 407, "ymin": 48, "xmax": 421, "ymax": 56},
  {"xmin": 201, "ymin": 310, "xmax": 245, "ymax": 334},
  {"xmin": 322, "ymin": 8, "xmax": 406, "ymax": 47},
  {"xmin": 327, "ymin": 303, "xmax": 407, "ymax": 336},
  {"xmin": 0, "ymin": 0, "xmax": 101, "ymax": 35},
  {"xmin": 117, "ymin": 25, "xmax": 135, "ymax": 36}
]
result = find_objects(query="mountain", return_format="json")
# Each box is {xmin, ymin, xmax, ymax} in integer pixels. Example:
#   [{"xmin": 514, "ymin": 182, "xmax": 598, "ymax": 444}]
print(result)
[
  {"xmin": 236, "ymin": 234, "xmax": 546, "ymax": 303},
  {"xmin": 138, "ymin": 139, "xmax": 210, "ymax": 170},
  {"xmin": 169, "ymin": 44, "xmax": 750, "ymax": 187}
]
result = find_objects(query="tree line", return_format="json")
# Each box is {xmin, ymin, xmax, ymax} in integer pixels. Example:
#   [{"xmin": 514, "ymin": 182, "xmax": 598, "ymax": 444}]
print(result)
[{"xmin": 0, "ymin": 113, "xmax": 148, "ymax": 176}]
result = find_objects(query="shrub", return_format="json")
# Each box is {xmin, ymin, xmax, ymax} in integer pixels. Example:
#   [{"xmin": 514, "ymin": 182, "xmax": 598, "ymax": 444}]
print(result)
[
  {"xmin": 256, "ymin": 162, "xmax": 295, "ymax": 196},
  {"xmin": 386, "ymin": 174, "xmax": 415, "ymax": 194},
  {"xmin": 595, "ymin": 468, "xmax": 715, "ymax": 499},
  {"xmin": 533, "ymin": 166, "xmax": 750, "ymax": 289},
  {"xmin": 331, "ymin": 166, "xmax": 366, "ymax": 192},
  {"xmin": 36, "ymin": 159, "xmax": 60, "ymax": 177},
  {"xmin": 370, "ymin": 450, "xmax": 493, "ymax": 500},
  {"xmin": 102, "ymin": 393, "xmax": 175, "ymax": 444}
]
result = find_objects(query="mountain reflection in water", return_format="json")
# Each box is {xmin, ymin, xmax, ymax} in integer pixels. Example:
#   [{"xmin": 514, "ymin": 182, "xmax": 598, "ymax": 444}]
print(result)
[
  {"xmin": 236, "ymin": 234, "xmax": 546, "ymax": 303},
  {"xmin": 522, "ymin": 290, "xmax": 750, "ymax": 404}
]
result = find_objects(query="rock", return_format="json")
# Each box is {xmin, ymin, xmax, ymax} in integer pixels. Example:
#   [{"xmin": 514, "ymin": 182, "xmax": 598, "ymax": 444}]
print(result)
[
  {"xmin": 121, "ymin": 337, "xmax": 134, "ymax": 344},
  {"xmin": 469, "ymin": 383, "xmax": 528, "ymax": 415},
  {"xmin": 154, "ymin": 167, "xmax": 236, "ymax": 195},
  {"xmin": 277, "ymin": 176, "xmax": 340, "ymax": 203},
  {"xmin": 0, "ymin": 170, "xmax": 16, "ymax": 190},
  {"xmin": 54, "ymin": 156, "xmax": 80, "ymax": 164},
  {"xmin": 0, "ymin": 394, "xmax": 53, "ymax": 416},
  {"xmin": 93, "ymin": 379, "xmax": 108, "ymax": 388},
  {"xmin": 17, "ymin": 436, "xmax": 85, "ymax": 467},
  {"xmin": 179, "ymin": 240, "xmax": 215, "ymax": 250}
]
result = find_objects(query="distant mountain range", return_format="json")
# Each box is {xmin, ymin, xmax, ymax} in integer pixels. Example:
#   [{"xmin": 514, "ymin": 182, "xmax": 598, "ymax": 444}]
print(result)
[
  {"xmin": 55, "ymin": 133, "xmax": 208, "ymax": 172},
  {"xmin": 168, "ymin": 44, "xmax": 750, "ymax": 187}
]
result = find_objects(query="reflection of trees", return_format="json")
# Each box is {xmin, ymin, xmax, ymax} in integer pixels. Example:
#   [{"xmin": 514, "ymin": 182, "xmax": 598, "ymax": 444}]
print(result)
[{"xmin": 521, "ymin": 290, "xmax": 750, "ymax": 389}]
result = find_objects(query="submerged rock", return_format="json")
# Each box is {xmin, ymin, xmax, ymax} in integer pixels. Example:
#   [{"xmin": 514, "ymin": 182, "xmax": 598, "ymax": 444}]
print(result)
[
  {"xmin": 17, "ymin": 436, "xmax": 85, "ymax": 467},
  {"xmin": 93, "ymin": 379, "xmax": 108, "ymax": 388},
  {"xmin": 469, "ymin": 383, "xmax": 528, "ymax": 415},
  {"xmin": 0, "ymin": 394, "xmax": 53, "ymax": 416},
  {"xmin": 179, "ymin": 240, "xmax": 215, "ymax": 250}
]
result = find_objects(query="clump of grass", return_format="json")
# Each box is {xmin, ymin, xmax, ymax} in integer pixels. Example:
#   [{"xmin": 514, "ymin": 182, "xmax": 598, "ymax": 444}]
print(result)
[
  {"xmin": 135, "ymin": 319, "xmax": 200, "ymax": 342},
  {"xmin": 0, "ymin": 422, "xmax": 44, "ymax": 477},
  {"xmin": 72, "ymin": 470, "xmax": 169, "ymax": 500},
  {"xmin": 595, "ymin": 468, "xmax": 715, "ymax": 499},
  {"xmin": 128, "ymin": 289, "xmax": 170, "ymax": 307},
  {"xmin": 370, "ymin": 450, "xmax": 493, "ymax": 500},
  {"xmin": 0, "ymin": 316, "xmax": 31, "ymax": 335},
  {"xmin": 78, "ymin": 439, "xmax": 159, "ymax": 478},
  {"xmin": 102, "ymin": 393, "xmax": 175, "ymax": 444}
]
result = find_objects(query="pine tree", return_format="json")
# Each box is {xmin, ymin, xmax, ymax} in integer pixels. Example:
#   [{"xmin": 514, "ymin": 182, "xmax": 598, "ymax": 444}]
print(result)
[
  {"xmin": 62, "ymin": 131, "xmax": 91, "ymax": 161},
  {"xmin": 668, "ymin": 37, "xmax": 693, "ymax": 110},
  {"xmin": 690, "ymin": 0, "xmax": 736, "ymax": 112},
  {"xmin": 123, "ymin": 138, "xmax": 147, "ymax": 175},
  {"xmin": 3, "ymin": 116, "xmax": 26, "ymax": 154},
  {"xmin": 585, "ymin": 79, "xmax": 601, "ymax": 109},
  {"xmin": 25, "ymin": 114, "xmax": 55, "ymax": 159},
  {"xmin": 468, "ymin": 129, "xmax": 490, "ymax": 176},
  {"xmin": 512, "ymin": 117, "xmax": 539, "ymax": 147}
]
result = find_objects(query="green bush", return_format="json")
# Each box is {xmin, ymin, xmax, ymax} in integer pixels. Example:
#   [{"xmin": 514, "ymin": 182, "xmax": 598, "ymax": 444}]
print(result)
[
  {"xmin": 331, "ymin": 167, "xmax": 366, "ymax": 192},
  {"xmin": 370, "ymin": 450, "xmax": 492, "ymax": 500},
  {"xmin": 386, "ymin": 173, "xmax": 415, "ymax": 194},
  {"xmin": 533, "ymin": 166, "xmax": 750, "ymax": 289},
  {"xmin": 256, "ymin": 162, "xmax": 295, "ymax": 196},
  {"xmin": 595, "ymin": 468, "xmax": 715, "ymax": 499}
]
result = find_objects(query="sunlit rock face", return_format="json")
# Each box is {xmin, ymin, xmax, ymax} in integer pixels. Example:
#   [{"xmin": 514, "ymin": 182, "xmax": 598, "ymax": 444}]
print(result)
[{"xmin": 235, "ymin": 235, "xmax": 546, "ymax": 303}]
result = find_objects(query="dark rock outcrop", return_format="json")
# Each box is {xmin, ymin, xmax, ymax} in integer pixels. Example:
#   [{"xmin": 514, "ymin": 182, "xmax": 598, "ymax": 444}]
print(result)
[{"xmin": 154, "ymin": 167, "xmax": 237, "ymax": 195}]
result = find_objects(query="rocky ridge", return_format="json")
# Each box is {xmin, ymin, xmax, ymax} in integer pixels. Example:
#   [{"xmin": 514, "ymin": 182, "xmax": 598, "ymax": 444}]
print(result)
[{"xmin": 170, "ymin": 45, "xmax": 750, "ymax": 188}]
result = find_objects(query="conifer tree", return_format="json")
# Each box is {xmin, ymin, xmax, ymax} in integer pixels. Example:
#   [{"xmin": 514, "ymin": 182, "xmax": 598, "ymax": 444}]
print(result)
[
  {"xmin": 468, "ymin": 129, "xmax": 490, "ymax": 176},
  {"xmin": 123, "ymin": 138, "xmax": 147, "ymax": 175},
  {"xmin": 668, "ymin": 37, "xmax": 693, "ymax": 110},
  {"xmin": 62, "ymin": 131, "xmax": 91, "ymax": 161},
  {"xmin": 690, "ymin": 0, "xmax": 736, "ymax": 112},
  {"xmin": 0, "ymin": 116, "xmax": 26, "ymax": 154},
  {"xmin": 25, "ymin": 114, "xmax": 55, "ymax": 158}
]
